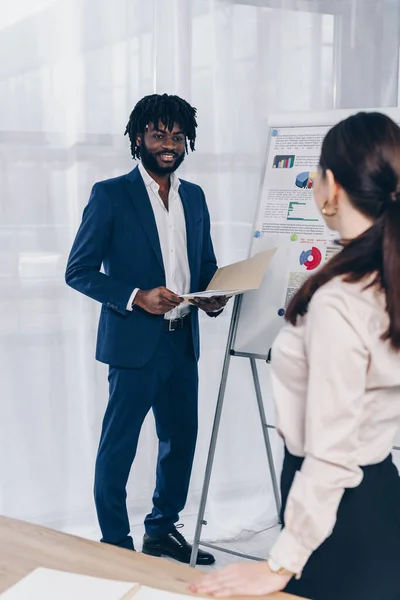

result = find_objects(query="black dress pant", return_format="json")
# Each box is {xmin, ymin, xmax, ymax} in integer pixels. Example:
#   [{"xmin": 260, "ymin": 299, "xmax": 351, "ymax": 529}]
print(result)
[{"xmin": 94, "ymin": 323, "xmax": 198, "ymax": 549}]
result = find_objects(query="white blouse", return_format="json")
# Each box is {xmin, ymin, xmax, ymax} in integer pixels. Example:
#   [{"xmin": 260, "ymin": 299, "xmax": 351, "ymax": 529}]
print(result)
[{"xmin": 269, "ymin": 276, "xmax": 400, "ymax": 575}]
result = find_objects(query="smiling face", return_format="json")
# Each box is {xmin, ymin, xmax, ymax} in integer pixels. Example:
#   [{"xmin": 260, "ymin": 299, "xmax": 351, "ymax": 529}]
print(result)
[{"xmin": 137, "ymin": 121, "xmax": 186, "ymax": 176}]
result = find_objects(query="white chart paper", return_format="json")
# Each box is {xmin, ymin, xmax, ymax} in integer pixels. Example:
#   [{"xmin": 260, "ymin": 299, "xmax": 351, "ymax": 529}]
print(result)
[
  {"xmin": 233, "ymin": 123, "xmax": 340, "ymax": 356},
  {"xmin": 1, "ymin": 568, "xmax": 137, "ymax": 600}
]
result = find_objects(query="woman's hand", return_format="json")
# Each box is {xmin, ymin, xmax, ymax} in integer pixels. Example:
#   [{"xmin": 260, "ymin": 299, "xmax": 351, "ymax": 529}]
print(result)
[{"xmin": 189, "ymin": 562, "xmax": 292, "ymax": 597}]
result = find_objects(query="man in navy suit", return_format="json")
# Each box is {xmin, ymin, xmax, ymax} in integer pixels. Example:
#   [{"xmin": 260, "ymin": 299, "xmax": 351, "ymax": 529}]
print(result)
[{"xmin": 66, "ymin": 94, "xmax": 226, "ymax": 565}]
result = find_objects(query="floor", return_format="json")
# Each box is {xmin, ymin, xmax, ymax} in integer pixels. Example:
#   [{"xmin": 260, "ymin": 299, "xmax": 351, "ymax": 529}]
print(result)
[
  {"xmin": 199, "ymin": 526, "xmax": 281, "ymax": 571},
  {"xmin": 132, "ymin": 522, "xmax": 281, "ymax": 570},
  {"xmin": 66, "ymin": 520, "xmax": 281, "ymax": 572}
]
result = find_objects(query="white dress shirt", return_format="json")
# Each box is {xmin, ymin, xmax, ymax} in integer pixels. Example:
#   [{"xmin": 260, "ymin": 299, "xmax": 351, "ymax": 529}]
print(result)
[
  {"xmin": 126, "ymin": 162, "xmax": 191, "ymax": 319},
  {"xmin": 269, "ymin": 275, "xmax": 400, "ymax": 575}
]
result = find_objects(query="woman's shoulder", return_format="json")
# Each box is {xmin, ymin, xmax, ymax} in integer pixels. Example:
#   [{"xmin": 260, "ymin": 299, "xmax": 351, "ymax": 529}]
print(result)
[{"xmin": 309, "ymin": 275, "xmax": 386, "ymax": 327}]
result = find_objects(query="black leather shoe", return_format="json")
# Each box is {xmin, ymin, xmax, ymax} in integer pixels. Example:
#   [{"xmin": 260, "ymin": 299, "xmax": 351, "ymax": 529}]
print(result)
[{"xmin": 142, "ymin": 528, "xmax": 215, "ymax": 565}]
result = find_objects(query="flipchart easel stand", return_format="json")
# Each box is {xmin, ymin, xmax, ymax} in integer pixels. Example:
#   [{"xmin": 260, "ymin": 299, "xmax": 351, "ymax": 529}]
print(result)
[{"xmin": 189, "ymin": 295, "xmax": 281, "ymax": 567}]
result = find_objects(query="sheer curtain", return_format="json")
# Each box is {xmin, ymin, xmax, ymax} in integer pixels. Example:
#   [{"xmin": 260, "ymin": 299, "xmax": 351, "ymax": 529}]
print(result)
[{"xmin": 1, "ymin": 0, "xmax": 399, "ymax": 541}]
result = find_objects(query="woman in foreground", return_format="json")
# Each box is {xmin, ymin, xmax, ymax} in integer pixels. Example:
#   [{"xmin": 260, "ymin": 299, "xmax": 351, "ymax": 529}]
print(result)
[{"xmin": 191, "ymin": 111, "xmax": 400, "ymax": 600}]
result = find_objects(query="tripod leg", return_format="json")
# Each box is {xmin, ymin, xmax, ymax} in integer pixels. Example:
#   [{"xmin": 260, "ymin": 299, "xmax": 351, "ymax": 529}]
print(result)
[
  {"xmin": 249, "ymin": 357, "xmax": 281, "ymax": 519},
  {"xmin": 190, "ymin": 297, "xmax": 242, "ymax": 567},
  {"xmin": 189, "ymin": 355, "xmax": 231, "ymax": 567}
]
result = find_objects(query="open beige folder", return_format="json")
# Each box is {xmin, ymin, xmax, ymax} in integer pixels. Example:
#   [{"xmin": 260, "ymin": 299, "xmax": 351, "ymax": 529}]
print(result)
[{"xmin": 181, "ymin": 248, "xmax": 277, "ymax": 300}]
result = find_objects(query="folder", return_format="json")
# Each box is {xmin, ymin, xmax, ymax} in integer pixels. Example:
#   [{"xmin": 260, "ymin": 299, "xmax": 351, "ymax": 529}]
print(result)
[{"xmin": 181, "ymin": 248, "xmax": 276, "ymax": 300}]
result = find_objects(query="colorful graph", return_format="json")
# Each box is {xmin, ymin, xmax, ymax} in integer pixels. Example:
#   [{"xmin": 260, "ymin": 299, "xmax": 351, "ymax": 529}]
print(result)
[
  {"xmin": 295, "ymin": 171, "xmax": 316, "ymax": 189},
  {"xmin": 273, "ymin": 155, "xmax": 295, "ymax": 169},
  {"xmin": 299, "ymin": 247, "xmax": 323, "ymax": 271},
  {"xmin": 287, "ymin": 201, "xmax": 319, "ymax": 222}
]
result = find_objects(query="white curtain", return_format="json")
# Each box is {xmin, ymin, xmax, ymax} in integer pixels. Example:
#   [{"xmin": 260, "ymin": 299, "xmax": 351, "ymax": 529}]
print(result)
[{"xmin": 1, "ymin": 0, "xmax": 399, "ymax": 541}]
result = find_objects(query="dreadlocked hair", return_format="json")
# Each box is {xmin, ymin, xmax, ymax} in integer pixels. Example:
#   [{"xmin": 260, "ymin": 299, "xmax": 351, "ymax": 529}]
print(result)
[{"xmin": 124, "ymin": 93, "xmax": 197, "ymax": 159}]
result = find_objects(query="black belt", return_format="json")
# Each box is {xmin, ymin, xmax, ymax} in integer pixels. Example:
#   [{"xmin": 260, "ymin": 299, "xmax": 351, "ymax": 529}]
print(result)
[{"xmin": 164, "ymin": 313, "xmax": 191, "ymax": 331}]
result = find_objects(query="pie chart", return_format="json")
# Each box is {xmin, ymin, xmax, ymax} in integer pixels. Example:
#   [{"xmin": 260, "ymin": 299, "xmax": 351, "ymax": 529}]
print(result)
[
  {"xmin": 295, "ymin": 171, "xmax": 317, "ymax": 189},
  {"xmin": 299, "ymin": 246, "xmax": 322, "ymax": 271}
]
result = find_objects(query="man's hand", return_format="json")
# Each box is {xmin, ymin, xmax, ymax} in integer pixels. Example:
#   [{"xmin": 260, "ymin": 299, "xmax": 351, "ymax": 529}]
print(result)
[
  {"xmin": 133, "ymin": 287, "xmax": 183, "ymax": 315},
  {"xmin": 189, "ymin": 295, "xmax": 229, "ymax": 313}
]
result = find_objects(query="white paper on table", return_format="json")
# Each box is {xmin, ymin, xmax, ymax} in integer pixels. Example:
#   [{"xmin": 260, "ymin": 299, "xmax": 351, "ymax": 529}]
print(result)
[
  {"xmin": 180, "ymin": 248, "xmax": 277, "ymax": 300},
  {"xmin": 134, "ymin": 586, "xmax": 199, "ymax": 600},
  {"xmin": 1, "ymin": 568, "xmax": 138, "ymax": 600}
]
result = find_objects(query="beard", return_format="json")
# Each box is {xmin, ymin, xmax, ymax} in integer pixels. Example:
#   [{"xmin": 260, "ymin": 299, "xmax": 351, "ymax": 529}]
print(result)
[{"xmin": 139, "ymin": 140, "xmax": 185, "ymax": 175}]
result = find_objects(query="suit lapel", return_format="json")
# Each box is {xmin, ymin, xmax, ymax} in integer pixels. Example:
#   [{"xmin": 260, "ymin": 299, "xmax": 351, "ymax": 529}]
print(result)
[
  {"xmin": 179, "ymin": 183, "xmax": 196, "ymax": 283},
  {"xmin": 124, "ymin": 167, "xmax": 164, "ymax": 272}
]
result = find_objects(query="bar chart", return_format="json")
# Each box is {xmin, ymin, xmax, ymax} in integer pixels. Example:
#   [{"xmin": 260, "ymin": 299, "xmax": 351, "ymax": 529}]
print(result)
[{"xmin": 272, "ymin": 154, "xmax": 295, "ymax": 168}]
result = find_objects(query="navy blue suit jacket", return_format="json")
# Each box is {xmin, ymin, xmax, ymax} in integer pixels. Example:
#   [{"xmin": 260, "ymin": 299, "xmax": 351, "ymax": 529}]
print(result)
[{"xmin": 65, "ymin": 167, "xmax": 218, "ymax": 369}]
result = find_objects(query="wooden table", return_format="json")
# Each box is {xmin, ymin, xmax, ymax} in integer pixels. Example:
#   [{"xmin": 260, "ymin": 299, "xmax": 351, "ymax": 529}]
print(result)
[{"xmin": 0, "ymin": 516, "xmax": 304, "ymax": 599}]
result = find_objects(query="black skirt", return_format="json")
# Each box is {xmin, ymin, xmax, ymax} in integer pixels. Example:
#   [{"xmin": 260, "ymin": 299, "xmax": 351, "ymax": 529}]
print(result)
[{"xmin": 282, "ymin": 448, "xmax": 400, "ymax": 600}]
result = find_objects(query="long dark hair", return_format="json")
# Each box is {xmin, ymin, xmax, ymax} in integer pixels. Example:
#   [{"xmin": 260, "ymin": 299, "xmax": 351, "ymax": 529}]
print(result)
[{"xmin": 286, "ymin": 112, "xmax": 400, "ymax": 350}]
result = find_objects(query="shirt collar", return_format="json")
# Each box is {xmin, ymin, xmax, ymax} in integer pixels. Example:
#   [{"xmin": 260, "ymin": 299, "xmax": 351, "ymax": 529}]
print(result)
[{"xmin": 138, "ymin": 161, "xmax": 181, "ymax": 193}]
